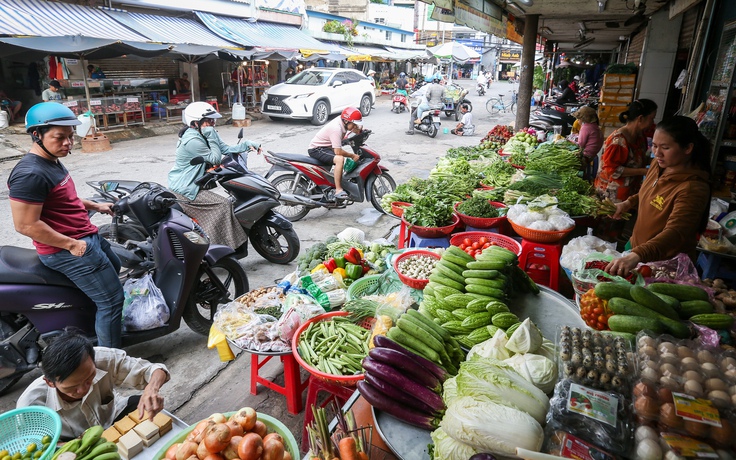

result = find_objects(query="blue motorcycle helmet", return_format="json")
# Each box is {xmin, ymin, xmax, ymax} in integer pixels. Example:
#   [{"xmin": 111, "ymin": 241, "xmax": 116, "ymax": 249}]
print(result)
[
  {"xmin": 25, "ymin": 102, "xmax": 81, "ymax": 158},
  {"xmin": 424, "ymin": 76, "xmax": 433, "ymax": 83},
  {"xmin": 399, "ymin": 72, "xmax": 406, "ymax": 78}
]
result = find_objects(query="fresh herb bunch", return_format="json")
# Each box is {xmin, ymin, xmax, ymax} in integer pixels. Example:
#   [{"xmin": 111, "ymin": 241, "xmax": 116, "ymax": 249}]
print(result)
[
  {"xmin": 457, "ymin": 196, "xmax": 500, "ymax": 218},
  {"xmin": 481, "ymin": 161, "xmax": 516, "ymax": 187},
  {"xmin": 561, "ymin": 174, "xmax": 593, "ymax": 195},
  {"xmin": 403, "ymin": 196, "xmax": 455, "ymax": 228},
  {"xmin": 508, "ymin": 152, "xmax": 528, "ymax": 166}
]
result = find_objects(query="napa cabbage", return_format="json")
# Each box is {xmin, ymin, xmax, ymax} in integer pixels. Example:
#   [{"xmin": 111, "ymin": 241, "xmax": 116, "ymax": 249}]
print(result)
[
  {"xmin": 504, "ymin": 353, "xmax": 557, "ymax": 394},
  {"xmin": 430, "ymin": 426, "xmax": 479, "ymax": 460}
]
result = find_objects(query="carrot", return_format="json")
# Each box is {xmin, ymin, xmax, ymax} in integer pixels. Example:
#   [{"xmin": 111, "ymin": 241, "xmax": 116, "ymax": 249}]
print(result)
[
  {"xmin": 357, "ymin": 452, "xmax": 369, "ymax": 460},
  {"xmin": 338, "ymin": 437, "xmax": 358, "ymax": 460}
]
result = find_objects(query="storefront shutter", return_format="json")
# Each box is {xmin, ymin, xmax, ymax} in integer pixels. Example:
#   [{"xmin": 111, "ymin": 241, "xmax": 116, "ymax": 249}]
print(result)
[
  {"xmin": 678, "ymin": 4, "xmax": 700, "ymax": 50},
  {"xmin": 89, "ymin": 56, "xmax": 180, "ymax": 80},
  {"xmin": 624, "ymin": 27, "xmax": 646, "ymax": 66}
]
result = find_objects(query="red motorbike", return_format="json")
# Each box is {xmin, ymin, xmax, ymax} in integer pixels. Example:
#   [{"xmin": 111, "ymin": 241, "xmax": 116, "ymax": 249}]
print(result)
[
  {"xmin": 391, "ymin": 90, "xmax": 409, "ymax": 113},
  {"xmin": 263, "ymin": 129, "xmax": 396, "ymax": 222}
]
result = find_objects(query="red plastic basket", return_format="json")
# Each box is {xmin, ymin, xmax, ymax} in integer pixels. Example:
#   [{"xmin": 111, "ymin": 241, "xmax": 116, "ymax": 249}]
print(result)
[
  {"xmin": 291, "ymin": 311, "xmax": 372, "ymax": 387},
  {"xmin": 453, "ymin": 201, "xmax": 508, "ymax": 229},
  {"xmin": 449, "ymin": 231, "xmax": 522, "ymax": 256},
  {"xmin": 393, "ymin": 250, "xmax": 441, "ymax": 290},
  {"xmin": 391, "ymin": 201, "xmax": 412, "ymax": 217},
  {"xmin": 402, "ymin": 213, "xmax": 460, "ymax": 238},
  {"xmin": 508, "ymin": 219, "xmax": 573, "ymax": 243}
]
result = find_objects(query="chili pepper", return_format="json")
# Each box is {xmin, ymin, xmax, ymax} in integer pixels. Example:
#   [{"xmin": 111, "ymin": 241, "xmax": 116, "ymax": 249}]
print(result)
[
  {"xmin": 324, "ymin": 258, "xmax": 338, "ymax": 273},
  {"xmin": 333, "ymin": 267, "xmax": 347, "ymax": 279},
  {"xmin": 344, "ymin": 248, "xmax": 362, "ymax": 265},
  {"xmin": 334, "ymin": 256, "xmax": 346, "ymax": 269},
  {"xmin": 345, "ymin": 262, "xmax": 363, "ymax": 280}
]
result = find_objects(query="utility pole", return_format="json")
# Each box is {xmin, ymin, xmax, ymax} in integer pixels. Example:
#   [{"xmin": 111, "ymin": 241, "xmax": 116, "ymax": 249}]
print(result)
[{"xmin": 515, "ymin": 14, "xmax": 539, "ymax": 130}]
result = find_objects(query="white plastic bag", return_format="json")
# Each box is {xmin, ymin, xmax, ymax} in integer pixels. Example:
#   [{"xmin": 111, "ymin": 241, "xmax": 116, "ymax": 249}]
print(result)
[{"xmin": 122, "ymin": 274, "xmax": 170, "ymax": 331}]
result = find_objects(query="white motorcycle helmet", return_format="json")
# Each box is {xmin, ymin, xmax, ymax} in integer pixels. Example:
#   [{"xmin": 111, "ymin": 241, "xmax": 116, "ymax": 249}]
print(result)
[{"xmin": 182, "ymin": 101, "xmax": 222, "ymax": 126}]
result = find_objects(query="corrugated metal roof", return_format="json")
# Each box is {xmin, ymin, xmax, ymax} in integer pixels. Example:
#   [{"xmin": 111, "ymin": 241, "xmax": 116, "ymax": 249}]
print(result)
[
  {"xmin": 105, "ymin": 11, "xmax": 240, "ymax": 49},
  {"xmin": 196, "ymin": 11, "xmax": 341, "ymax": 53},
  {"xmin": 1, "ymin": 0, "xmax": 148, "ymax": 41}
]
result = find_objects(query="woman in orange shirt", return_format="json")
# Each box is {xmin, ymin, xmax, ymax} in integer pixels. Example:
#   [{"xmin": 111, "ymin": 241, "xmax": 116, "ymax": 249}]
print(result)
[{"xmin": 595, "ymin": 99, "xmax": 658, "ymax": 202}]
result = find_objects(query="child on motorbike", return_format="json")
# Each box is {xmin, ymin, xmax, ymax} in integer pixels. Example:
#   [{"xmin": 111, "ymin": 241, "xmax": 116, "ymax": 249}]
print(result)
[
  {"xmin": 307, "ymin": 107, "xmax": 363, "ymax": 200},
  {"xmin": 168, "ymin": 101, "xmax": 260, "ymax": 251}
]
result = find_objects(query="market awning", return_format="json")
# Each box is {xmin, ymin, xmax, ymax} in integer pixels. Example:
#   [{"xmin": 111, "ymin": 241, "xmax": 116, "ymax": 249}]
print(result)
[
  {"xmin": 104, "ymin": 11, "xmax": 242, "ymax": 51},
  {"xmin": 195, "ymin": 11, "xmax": 342, "ymax": 56},
  {"xmin": 0, "ymin": 0, "xmax": 148, "ymax": 41},
  {"xmin": 341, "ymin": 45, "xmax": 392, "ymax": 62},
  {"xmin": 383, "ymin": 46, "xmax": 427, "ymax": 61},
  {"xmin": 0, "ymin": 36, "xmax": 171, "ymax": 59}
]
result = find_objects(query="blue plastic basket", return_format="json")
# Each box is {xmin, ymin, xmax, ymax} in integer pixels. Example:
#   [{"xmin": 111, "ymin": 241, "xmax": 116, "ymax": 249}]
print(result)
[{"xmin": 0, "ymin": 407, "xmax": 62, "ymax": 460}]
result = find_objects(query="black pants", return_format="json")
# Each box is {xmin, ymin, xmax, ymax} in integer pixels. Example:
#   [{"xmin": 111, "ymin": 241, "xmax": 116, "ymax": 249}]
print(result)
[
  {"xmin": 307, "ymin": 147, "xmax": 335, "ymax": 165},
  {"xmin": 114, "ymin": 395, "xmax": 141, "ymax": 422}
]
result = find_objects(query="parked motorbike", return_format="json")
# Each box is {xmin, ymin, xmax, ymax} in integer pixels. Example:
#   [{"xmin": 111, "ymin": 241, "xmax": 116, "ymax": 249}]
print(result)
[
  {"xmin": 263, "ymin": 129, "xmax": 396, "ymax": 222},
  {"xmin": 0, "ymin": 182, "xmax": 249, "ymax": 394},
  {"xmin": 477, "ymin": 83, "xmax": 486, "ymax": 96},
  {"xmin": 529, "ymin": 101, "xmax": 585, "ymax": 136},
  {"xmin": 391, "ymin": 91, "xmax": 408, "ymax": 113},
  {"xmin": 89, "ymin": 130, "xmax": 300, "ymax": 264}
]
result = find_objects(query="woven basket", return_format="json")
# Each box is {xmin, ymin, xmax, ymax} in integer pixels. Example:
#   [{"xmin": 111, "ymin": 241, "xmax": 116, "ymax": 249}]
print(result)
[
  {"xmin": 0, "ymin": 407, "xmax": 61, "ymax": 460},
  {"xmin": 508, "ymin": 219, "xmax": 573, "ymax": 243},
  {"xmin": 292, "ymin": 311, "xmax": 372, "ymax": 387},
  {"xmin": 449, "ymin": 231, "xmax": 522, "ymax": 256},
  {"xmin": 453, "ymin": 201, "xmax": 507, "ymax": 229}
]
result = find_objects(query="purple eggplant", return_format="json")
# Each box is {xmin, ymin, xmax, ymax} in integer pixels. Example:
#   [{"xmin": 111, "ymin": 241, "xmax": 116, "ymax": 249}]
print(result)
[
  {"xmin": 368, "ymin": 347, "xmax": 441, "ymax": 389},
  {"xmin": 364, "ymin": 372, "xmax": 443, "ymax": 416},
  {"xmin": 469, "ymin": 455, "xmax": 497, "ymax": 460},
  {"xmin": 373, "ymin": 334, "xmax": 448, "ymax": 381},
  {"xmin": 362, "ymin": 357, "xmax": 445, "ymax": 409},
  {"xmin": 357, "ymin": 380, "xmax": 440, "ymax": 431}
]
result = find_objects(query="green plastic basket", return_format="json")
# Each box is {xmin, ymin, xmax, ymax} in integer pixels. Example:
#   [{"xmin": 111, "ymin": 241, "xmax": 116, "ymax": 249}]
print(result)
[
  {"xmin": 347, "ymin": 275, "xmax": 382, "ymax": 300},
  {"xmin": 0, "ymin": 406, "xmax": 62, "ymax": 460}
]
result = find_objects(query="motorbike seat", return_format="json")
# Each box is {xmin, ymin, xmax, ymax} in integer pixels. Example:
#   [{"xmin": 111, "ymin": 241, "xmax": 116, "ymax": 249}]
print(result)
[
  {"xmin": 270, "ymin": 152, "xmax": 326, "ymax": 166},
  {"xmin": 0, "ymin": 246, "xmax": 77, "ymax": 287}
]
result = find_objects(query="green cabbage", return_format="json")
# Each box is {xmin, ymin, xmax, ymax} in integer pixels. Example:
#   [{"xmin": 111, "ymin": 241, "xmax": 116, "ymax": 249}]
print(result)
[
  {"xmin": 506, "ymin": 318, "xmax": 543, "ymax": 354},
  {"xmin": 536, "ymin": 339, "xmax": 557, "ymax": 362},
  {"xmin": 467, "ymin": 328, "xmax": 513, "ymax": 361},
  {"xmin": 455, "ymin": 356, "xmax": 550, "ymax": 423},
  {"xmin": 504, "ymin": 353, "xmax": 558, "ymax": 394},
  {"xmin": 441, "ymin": 396, "xmax": 544, "ymax": 455},
  {"xmin": 430, "ymin": 426, "xmax": 479, "ymax": 460}
]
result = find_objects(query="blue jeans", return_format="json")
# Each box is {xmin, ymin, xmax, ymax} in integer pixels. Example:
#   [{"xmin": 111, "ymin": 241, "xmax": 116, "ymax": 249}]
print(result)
[
  {"xmin": 416, "ymin": 102, "xmax": 431, "ymax": 121},
  {"xmin": 39, "ymin": 233, "xmax": 124, "ymax": 348}
]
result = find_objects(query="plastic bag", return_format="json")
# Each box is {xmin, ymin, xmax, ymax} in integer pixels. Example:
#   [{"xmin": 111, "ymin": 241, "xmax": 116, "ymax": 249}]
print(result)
[
  {"xmin": 122, "ymin": 274, "xmax": 170, "ymax": 331},
  {"xmin": 560, "ymin": 232, "xmax": 620, "ymax": 272},
  {"xmin": 229, "ymin": 313, "xmax": 289, "ymax": 352},
  {"xmin": 641, "ymin": 253, "xmax": 701, "ymax": 283},
  {"xmin": 283, "ymin": 293, "xmax": 325, "ymax": 321},
  {"xmin": 699, "ymin": 234, "xmax": 736, "ymax": 255},
  {"xmin": 573, "ymin": 253, "xmax": 644, "ymax": 286}
]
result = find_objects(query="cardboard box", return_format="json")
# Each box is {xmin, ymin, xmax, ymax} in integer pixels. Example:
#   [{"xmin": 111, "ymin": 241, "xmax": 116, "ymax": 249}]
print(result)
[
  {"xmin": 603, "ymin": 74, "xmax": 636, "ymax": 88},
  {"xmin": 600, "ymin": 88, "xmax": 634, "ymax": 104}
]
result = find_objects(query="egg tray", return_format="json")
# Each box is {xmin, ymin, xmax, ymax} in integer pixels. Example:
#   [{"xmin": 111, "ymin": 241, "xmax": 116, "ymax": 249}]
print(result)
[
  {"xmin": 633, "ymin": 332, "xmax": 736, "ymax": 449},
  {"xmin": 556, "ymin": 325, "xmax": 635, "ymax": 394}
]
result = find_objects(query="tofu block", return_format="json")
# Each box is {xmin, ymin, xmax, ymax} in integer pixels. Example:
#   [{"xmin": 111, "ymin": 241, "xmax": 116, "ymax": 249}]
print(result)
[
  {"xmin": 118, "ymin": 430, "xmax": 144, "ymax": 459},
  {"xmin": 102, "ymin": 426, "xmax": 122, "ymax": 443},
  {"xmin": 141, "ymin": 432, "xmax": 160, "ymax": 448},
  {"xmin": 128, "ymin": 410, "xmax": 147, "ymax": 424},
  {"xmin": 152, "ymin": 412, "xmax": 173, "ymax": 435},
  {"xmin": 133, "ymin": 420, "xmax": 160, "ymax": 441},
  {"xmin": 114, "ymin": 416, "xmax": 137, "ymax": 435}
]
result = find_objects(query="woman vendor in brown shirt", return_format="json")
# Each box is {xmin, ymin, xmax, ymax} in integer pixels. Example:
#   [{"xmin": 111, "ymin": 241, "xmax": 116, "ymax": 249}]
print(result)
[{"xmin": 605, "ymin": 116, "xmax": 712, "ymax": 276}]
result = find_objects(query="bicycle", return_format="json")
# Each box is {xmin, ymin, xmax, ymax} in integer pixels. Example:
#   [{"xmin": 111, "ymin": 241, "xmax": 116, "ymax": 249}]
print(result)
[{"xmin": 486, "ymin": 90, "xmax": 518, "ymax": 116}]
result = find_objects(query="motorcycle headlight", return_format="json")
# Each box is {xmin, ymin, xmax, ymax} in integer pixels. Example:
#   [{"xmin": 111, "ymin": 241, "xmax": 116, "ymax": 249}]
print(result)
[
  {"xmin": 289, "ymin": 93, "xmax": 314, "ymax": 100},
  {"xmin": 183, "ymin": 231, "xmax": 208, "ymax": 245}
]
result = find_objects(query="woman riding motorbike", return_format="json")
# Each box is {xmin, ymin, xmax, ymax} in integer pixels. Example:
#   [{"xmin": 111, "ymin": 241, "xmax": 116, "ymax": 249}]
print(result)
[{"xmin": 168, "ymin": 101, "xmax": 260, "ymax": 251}]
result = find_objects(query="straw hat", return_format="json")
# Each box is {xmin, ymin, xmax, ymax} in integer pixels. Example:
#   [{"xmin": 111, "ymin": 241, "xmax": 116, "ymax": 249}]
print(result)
[{"xmin": 573, "ymin": 106, "xmax": 598, "ymax": 123}]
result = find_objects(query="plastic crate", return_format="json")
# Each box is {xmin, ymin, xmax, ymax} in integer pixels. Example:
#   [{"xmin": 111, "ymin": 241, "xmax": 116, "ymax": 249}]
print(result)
[
  {"xmin": 0, "ymin": 407, "xmax": 61, "ymax": 460},
  {"xmin": 450, "ymin": 231, "xmax": 522, "ymax": 256}
]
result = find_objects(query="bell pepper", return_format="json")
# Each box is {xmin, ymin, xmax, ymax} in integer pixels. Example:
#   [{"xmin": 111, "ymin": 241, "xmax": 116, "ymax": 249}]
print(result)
[
  {"xmin": 334, "ymin": 256, "xmax": 346, "ymax": 269},
  {"xmin": 345, "ymin": 262, "xmax": 363, "ymax": 280},
  {"xmin": 361, "ymin": 261, "xmax": 370, "ymax": 274},
  {"xmin": 323, "ymin": 258, "xmax": 338, "ymax": 273},
  {"xmin": 344, "ymin": 247, "xmax": 362, "ymax": 265},
  {"xmin": 311, "ymin": 264, "xmax": 327, "ymax": 274},
  {"xmin": 333, "ymin": 267, "xmax": 347, "ymax": 279}
]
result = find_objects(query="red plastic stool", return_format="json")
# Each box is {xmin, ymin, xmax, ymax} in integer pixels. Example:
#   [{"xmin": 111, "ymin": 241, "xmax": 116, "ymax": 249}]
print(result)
[
  {"xmin": 206, "ymin": 97, "xmax": 219, "ymax": 112},
  {"xmin": 519, "ymin": 239, "xmax": 563, "ymax": 290},
  {"xmin": 301, "ymin": 378, "xmax": 355, "ymax": 451},
  {"xmin": 250, "ymin": 352, "xmax": 310, "ymax": 415}
]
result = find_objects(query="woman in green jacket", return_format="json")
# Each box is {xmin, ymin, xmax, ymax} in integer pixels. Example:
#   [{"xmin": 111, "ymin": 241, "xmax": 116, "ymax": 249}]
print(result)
[{"xmin": 168, "ymin": 102, "xmax": 260, "ymax": 251}]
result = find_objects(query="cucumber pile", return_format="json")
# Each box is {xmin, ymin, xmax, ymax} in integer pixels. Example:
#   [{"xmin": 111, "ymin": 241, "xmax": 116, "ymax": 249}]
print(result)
[
  {"xmin": 419, "ymin": 245, "xmax": 539, "ymax": 349},
  {"xmin": 596, "ymin": 282, "xmax": 734, "ymax": 337}
]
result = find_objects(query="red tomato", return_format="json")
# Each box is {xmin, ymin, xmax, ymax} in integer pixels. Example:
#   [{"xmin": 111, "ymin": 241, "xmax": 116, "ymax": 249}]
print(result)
[
  {"xmin": 463, "ymin": 238, "xmax": 472, "ymax": 246},
  {"xmin": 471, "ymin": 242, "xmax": 480, "ymax": 250},
  {"xmin": 490, "ymin": 242, "xmax": 498, "ymax": 246},
  {"xmin": 638, "ymin": 265, "xmax": 653, "ymax": 278},
  {"xmin": 474, "ymin": 250, "xmax": 482, "ymax": 257},
  {"xmin": 482, "ymin": 243, "xmax": 491, "ymax": 249},
  {"xmin": 459, "ymin": 243, "xmax": 467, "ymax": 250},
  {"xmin": 465, "ymin": 248, "xmax": 475, "ymax": 255},
  {"xmin": 478, "ymin": 237, "xmax": 488, "ymax": 245}
]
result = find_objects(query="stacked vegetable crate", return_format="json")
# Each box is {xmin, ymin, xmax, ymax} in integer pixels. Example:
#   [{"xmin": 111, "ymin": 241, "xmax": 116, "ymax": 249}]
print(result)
[{"xmin": 598, "ymin": 74, "xmax": 636, "ymax": 138}]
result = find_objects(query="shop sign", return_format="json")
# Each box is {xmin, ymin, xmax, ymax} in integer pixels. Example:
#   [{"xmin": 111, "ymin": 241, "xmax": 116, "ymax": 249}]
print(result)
[
  {"xmin": 127, "ymin": 97, "xmax": 139, "ymax": 103},
  {"xmin": 430, "ymin": 4, "xmax": 455, "ymax": 23},
  {"xmin": 89, "ymin": 82, "xmax": 101, "ymax": 88},
  {"xmin": 159, "ymin": 79, "xmax": 167, "ymax": 85},
  {"xmin": 90, "ymin": 99, "xmax": 102, "ymax": 106},
  {"xmin": 506, "ymin": 16, "xmax": 523, "ymax": 44},
  {"xmin": 456, "ymin": 39, "xmax": 483, "ymax": 53},
  {"xmin": 66, "ymin": 59, "xmax": 78, "ymax": 65},
  {"xmin": 113, "ymin": 81, "xmax": 120, "ymax": 85},
  {"xmin": 122, "ymin": 80, "xmax": 131, "ymax": 85},
  {"xmin": 500, "ymin": 50, "xmax": 521, "ymax": 60},
  {"xmin": 70, "ymin": 81, "xmax": 85, "ymax": 88},
  {"xmin": 63, "ymin": 100, "xmax": 78, "ymax": 107}
]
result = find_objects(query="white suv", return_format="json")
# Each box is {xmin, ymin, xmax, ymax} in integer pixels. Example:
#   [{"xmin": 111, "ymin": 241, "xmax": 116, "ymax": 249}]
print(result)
[{"xmin": 261, "ymin": 68, "xmax": 375, "ymax": 125}]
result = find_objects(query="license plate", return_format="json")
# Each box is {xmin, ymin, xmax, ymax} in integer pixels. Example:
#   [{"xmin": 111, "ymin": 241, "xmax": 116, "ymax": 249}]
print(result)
[
  {"xmin": 432, "ymin": 116, "xmax": 440, "ymax": 123},
  {"xmin": 267, "ymin": 105, "xmax": 281, "ymax": 111}
]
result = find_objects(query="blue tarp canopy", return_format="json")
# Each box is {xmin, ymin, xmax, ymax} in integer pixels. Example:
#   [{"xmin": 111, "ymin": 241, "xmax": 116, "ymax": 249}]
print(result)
[{"xmin": 0, "ymin": 36, "xmax": 171, "ymax": 59}]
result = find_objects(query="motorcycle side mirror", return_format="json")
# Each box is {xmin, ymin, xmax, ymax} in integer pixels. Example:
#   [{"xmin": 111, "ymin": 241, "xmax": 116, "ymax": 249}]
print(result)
[
  {"xmin": 190, "ymin": 156, "xmax": 205, "ymax": 166},
  {"xmin": 237, "ymin": 128, "xmax": 243, "ymax": 139}
]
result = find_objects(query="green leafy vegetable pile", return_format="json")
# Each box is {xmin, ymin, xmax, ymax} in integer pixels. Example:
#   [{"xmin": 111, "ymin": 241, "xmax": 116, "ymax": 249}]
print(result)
[
  {"xmin": 403, "ymin": 196, "xmax": 455, "ymax": 228},
  {"xmin": 457, "ymin": 196, "xmax": 500, "ymax": 218}
]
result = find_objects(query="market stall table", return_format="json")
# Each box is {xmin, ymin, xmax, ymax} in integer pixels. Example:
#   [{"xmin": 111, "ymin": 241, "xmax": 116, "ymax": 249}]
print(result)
[{"xmin": 697, "ymin": 247, "xmax": 736, "ymax": 282}]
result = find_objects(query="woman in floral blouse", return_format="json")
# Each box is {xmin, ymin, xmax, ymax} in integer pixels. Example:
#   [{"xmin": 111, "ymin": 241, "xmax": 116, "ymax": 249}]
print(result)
[{"xmin": 595, "ymin": 99, "xmax": 658, "ymax": 202}]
